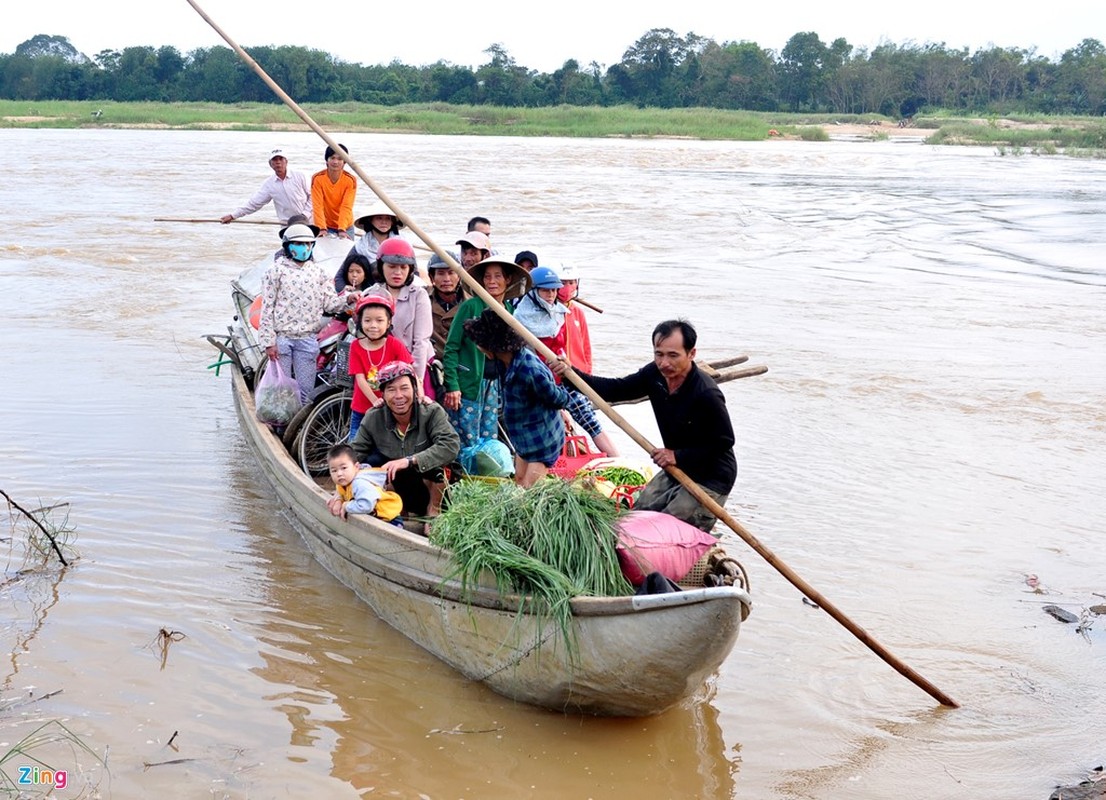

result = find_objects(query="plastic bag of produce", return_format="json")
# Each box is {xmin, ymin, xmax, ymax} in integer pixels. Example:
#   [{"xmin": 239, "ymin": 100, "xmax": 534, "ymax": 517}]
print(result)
[
  {"xmin": 459, "ymin": 438, "xmax": 514, "ymax": 478},
  {"xmin": 255, "ymin": 359, "xmax": 302, "ymax": 426}
]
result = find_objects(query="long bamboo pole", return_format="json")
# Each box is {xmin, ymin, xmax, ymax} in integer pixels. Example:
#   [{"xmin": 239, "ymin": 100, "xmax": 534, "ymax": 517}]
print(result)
[
  {"xmin": 154, "ymin": 217, "xmax": 280, "ymax": 225},
  {"xmin": 186, "ymin": 0, "xmax": 958, "ymax": 709}
]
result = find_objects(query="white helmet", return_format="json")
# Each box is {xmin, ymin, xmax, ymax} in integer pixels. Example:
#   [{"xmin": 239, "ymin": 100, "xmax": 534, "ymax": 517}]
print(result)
[
  {"xmin": 554, "ymin": 262, "xmax": 578, "ymax": 281},
  {"xmin": 281, "ymin": 223, "xmax": 317, "ymax": 243}
]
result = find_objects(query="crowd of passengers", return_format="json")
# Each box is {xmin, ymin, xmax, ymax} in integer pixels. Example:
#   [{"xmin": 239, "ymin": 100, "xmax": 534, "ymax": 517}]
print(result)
[{"xmin": 227, "ymin": 146, "xmax": 736, "ymax": 538}]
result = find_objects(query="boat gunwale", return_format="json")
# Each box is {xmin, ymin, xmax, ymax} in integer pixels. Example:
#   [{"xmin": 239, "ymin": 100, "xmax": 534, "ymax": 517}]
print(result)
[{"xmin": 229, "ymin": 363, "xmax": 752, "ymax": 620}]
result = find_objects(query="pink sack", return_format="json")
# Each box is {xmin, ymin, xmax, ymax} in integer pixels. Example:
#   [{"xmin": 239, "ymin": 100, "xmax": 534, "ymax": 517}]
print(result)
[{"xmin": 615, "ymin": 511, "xmax": 718, "ymax": 585}]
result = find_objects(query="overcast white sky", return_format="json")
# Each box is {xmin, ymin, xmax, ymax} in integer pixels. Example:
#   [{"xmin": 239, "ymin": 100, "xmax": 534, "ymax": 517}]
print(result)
[{"xmin": 4, "ymin": 0, "xmax": 1103, "ymax": 72}]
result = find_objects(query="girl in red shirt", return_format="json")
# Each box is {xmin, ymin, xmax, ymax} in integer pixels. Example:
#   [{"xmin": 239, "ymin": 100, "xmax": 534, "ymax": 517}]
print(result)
[{"xmin": 348, "ymin": 293, "xmax": 413, "ymax": 441}]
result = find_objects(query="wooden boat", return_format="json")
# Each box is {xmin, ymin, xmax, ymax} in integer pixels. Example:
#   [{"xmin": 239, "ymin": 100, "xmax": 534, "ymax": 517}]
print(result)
[{"xmin": 211, "ymin": 248, "xmax": 752, "ymax": 716}]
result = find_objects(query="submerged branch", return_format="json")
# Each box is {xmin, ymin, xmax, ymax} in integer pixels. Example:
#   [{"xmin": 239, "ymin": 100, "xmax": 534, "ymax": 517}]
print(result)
[{"xmin": 1, "ymin": 489, "xmax": 69, "ymax": 566}]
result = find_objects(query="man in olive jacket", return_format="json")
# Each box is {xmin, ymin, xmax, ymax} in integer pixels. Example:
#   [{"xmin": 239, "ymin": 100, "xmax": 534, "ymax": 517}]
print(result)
[{"xmin": 351, "ymin": 362, "xmax": 460, "ymax": 524}]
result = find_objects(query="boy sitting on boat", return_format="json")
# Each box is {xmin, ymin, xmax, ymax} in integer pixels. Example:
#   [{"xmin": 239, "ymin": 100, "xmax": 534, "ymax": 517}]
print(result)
[{"xmin": 325, "ymin": 444, "xmax": 403, "ymax": 522}]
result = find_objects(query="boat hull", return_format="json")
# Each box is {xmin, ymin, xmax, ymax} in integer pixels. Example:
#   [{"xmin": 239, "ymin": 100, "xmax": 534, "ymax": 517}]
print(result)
[{"xmin": 230, "ymin": 365, "xmax": 750, "ymax": 716}]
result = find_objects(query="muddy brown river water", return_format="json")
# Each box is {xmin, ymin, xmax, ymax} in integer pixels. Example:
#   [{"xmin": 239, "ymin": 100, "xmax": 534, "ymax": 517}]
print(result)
[{"xmin": 1, "ymin": 128, "xmax": 1104, "ymax": 799}]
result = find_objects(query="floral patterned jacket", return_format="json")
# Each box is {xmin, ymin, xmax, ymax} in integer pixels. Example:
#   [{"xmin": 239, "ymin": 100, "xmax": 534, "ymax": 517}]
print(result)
[{"xmin": 257, "ymin": 255, "xmax": 347, "ymax": 347}]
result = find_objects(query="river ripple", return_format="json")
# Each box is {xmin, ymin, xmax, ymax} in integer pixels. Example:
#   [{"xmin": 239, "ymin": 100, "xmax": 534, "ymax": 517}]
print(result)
[{"xmin": 1, "ymin": 128, "xmax": 1104, "ymax": 799}]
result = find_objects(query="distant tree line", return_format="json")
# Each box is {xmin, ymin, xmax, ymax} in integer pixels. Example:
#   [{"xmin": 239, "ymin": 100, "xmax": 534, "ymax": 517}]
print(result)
[{"xmin": 3, "ymin": 30, "xmax": 1105, "ymax": 116}]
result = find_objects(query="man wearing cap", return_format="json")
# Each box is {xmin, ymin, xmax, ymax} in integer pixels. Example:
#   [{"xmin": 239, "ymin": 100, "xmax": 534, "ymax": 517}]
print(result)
[
  {"xmin": 221, "ymin": 148, "xmax": 312, "ymax": 225},
  {"xmin": 514, "ymin": 250, "xmax": 538, "ymax": 272},
  {"xmin": 427, "ymin": 252, "xmax": 468, "ymax": 361},
  {"xmin": 455, "ymin": 231, "xmax": 491, "ymax": 269}
]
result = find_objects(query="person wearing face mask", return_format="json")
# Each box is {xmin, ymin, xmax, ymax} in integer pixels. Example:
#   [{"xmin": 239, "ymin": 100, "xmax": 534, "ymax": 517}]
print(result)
[
  {"xmin": 257, "ymin": 222, "xmax": 353, "ymax": 404},
  {"xmin": 555, "ymin": 263, "xmax": 593, "ymax": 375},
  {"xmin": 514, "ymin": 266, "xmax": 618, "ymax": 457}
]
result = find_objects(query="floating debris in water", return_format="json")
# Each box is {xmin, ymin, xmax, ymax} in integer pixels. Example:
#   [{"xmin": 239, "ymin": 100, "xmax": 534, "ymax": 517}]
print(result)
[{"xmin": 1042, "ymin": 605, "xmax": 1079, "ymax": 624}]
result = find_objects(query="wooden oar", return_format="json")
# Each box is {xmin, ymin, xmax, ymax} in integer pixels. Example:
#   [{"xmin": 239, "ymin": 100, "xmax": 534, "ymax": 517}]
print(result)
[
  {"xmin": 188, "ymin": 0, "xmax": 958, "ymax": 709},
  {"xmin": 154, "ymin": 217, "xmax": 280, "ymax": 225},
  {"xmin": 711, "ymin": 364, "xmax": 766, "ymax": 382},
  {"xmin": 704, "ymin": 355, "xmax": 749, "ymax": 370},
  {"xmin": 574, "ymin": 297, "xmax": 604, "ymax": 314},
  {"xmin": 611, "ymin": 364, "xmax": 767, "ymax": 405}
]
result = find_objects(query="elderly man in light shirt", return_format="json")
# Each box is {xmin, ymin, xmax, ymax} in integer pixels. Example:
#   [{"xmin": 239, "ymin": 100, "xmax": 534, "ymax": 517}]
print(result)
[{"xmin": 221, "ymin": 147, "xmax": 312, "ymax": 225}]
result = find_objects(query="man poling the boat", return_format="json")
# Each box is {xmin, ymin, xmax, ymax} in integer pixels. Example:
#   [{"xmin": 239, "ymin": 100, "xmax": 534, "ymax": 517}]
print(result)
[
  {"xmin": 553, "ymin": 319, "xmax": 735, "ymax": 533},
  {"xmin": 192, "ymin": 0, "xmax": 958, "ymax": 708},
  {"xmin": 221, "ymin": 147, "xmax": 312, "ymax": 226}
]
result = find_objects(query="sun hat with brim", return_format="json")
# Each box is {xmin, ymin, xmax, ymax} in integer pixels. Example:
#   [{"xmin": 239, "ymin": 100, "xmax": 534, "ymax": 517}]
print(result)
[
  {"xmin": 468, "ymin": 257, "xmax": 532, "ymax": 300},
  {"xmin": 354, "ymin": 201, "xmax": 405, "ymax": 232},
  {"xmin": 278, "ymin": 219, "xmax": 321, "ymax": 239}
]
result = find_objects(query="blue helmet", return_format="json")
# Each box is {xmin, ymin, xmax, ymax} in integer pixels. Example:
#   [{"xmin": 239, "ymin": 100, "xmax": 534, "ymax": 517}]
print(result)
[{"xmin": 529, "ymin": 266, "xmax": 563, "ymax": 290}]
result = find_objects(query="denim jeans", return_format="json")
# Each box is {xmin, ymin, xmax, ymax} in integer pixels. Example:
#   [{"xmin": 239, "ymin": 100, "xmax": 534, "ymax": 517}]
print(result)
[{"xmin": 348, "ymin": 410, "xmax": 365, "ymax": 443}]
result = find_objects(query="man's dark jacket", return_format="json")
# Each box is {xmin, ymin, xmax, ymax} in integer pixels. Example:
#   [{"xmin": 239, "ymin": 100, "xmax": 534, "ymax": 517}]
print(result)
[{"xmin": 578, "ymin": 362, "xmax": 736, "ymax": 494}]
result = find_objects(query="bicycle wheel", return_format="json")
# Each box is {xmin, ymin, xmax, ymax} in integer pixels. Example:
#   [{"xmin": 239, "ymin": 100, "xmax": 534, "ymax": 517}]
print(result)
[
  {"xmin": 297, "ymin": 390, "xmax": 353, "ymax": 476},
  {"xmin": 282, "ymin": 386, "xmax": 341, "ymax": 450}
]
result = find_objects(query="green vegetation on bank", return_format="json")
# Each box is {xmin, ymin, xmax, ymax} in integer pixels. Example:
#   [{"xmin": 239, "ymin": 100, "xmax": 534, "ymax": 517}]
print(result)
[
  {"xmin": 3, "ymin": 100, "xmax": 1104, "ymax": 155},
  {"xmin": 0, "ymin": 99, "xmax": 775, "ymax": 139},
  {"xmin": 4, "ymin": 31, "xmax": 1106, "ymax": 120}
]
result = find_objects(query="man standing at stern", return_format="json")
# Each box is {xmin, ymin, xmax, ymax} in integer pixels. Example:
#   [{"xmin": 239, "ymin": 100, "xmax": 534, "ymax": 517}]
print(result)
[
  {"xmin": 556, "ymin": 319, "xmax": 735, "ymax": 532},
  {"xmin": 221, "ymin": 148, "xmax": 311, "ymax": 225}
]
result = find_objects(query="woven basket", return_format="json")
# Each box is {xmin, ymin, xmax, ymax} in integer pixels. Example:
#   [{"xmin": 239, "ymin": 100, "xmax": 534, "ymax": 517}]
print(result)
[
  {"xmin": 679, "ymin": 546, "xmax": 722, "ymax": 588},
  {"xmin": 678, "ymin": 545, "xmax": 750, "ymax": 591}
]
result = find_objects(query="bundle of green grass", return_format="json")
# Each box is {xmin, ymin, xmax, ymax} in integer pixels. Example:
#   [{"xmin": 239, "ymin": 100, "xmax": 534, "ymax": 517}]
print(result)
[{"xmin": 430, "ymin": 479, "xmax": 633, "ymax": 653}]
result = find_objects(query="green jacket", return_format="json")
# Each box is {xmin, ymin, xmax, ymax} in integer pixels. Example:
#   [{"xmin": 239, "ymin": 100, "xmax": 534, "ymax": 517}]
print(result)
[
  {"xmin": 443, "ymin": 297, "xmax": 516, "ymax": 399},
  {"xmin": 351, "ymin": 400, "xmax": 460, "ymax": 470}
]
